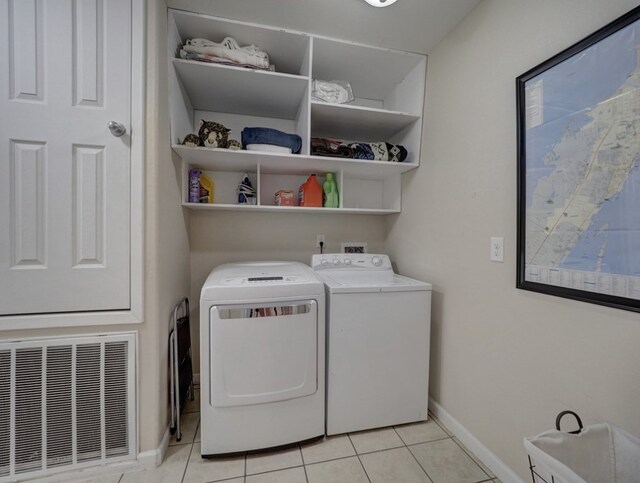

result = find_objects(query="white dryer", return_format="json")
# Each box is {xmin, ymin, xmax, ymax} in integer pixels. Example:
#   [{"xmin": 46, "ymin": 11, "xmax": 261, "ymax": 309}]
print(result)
[
  {"xmin": 200, "ymin": 261, "xmax": 325, "ymax": 455},
  {"xmin": 311, "ymin": 253, "xmax": 432, "ymax": 436}
]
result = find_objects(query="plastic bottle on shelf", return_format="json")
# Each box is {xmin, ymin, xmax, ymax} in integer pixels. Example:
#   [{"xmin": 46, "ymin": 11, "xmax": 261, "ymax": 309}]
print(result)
[
  {"xmin": 323, "ymin": 172, "xmax": 339, "ymax": 208},
  {"xmin": 298, "ymin": 174, "xmax": 323, "ymax": 207},
  {"xmin": 188, "ymin": 169, "xmax": 201, "ymax": 203}
]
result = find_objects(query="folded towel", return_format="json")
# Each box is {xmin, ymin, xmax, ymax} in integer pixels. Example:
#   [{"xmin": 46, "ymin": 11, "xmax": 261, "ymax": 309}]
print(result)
[
  {"xmin": 183, "ymin": 37, "xmax": 270, "ymax": 69},
  {"xmin": 311, "ymin": 137, "xmax": 408, "ymax": 162},
  {"xmin": 312, "ymin": 80, "xmax": 354, "ymax": 104},
  {"xmin": 242, "ymin": 128, "xmax": 302, "ymax": 154},
  {"xmin": 310, "ymin": 138, "xmax": 352, "ymax": 158},
  {"xmin": 350, "ymin": 143, "xmax": 374, "ymax": 160},
  {"xmin": 179, "ymin": 49, "xmax": 274, "ymax": 71},
  {"xmin": 369, "ymin": 142, "xmax": 408, "ymax": 162}
]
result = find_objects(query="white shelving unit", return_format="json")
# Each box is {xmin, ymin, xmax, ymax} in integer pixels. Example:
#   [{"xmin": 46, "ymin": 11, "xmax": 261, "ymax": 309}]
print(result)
[{"xmin": 168, "ymin": 9, "xmax": 426, "ymax": 214}]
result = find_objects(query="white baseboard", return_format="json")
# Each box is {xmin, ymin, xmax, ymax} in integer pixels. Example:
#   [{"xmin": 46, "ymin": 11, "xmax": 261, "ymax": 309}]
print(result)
[
  {"xmin": 429, "ymin": 398, "xmax": 525, "ymax": 483},
  {"xmin": 138, "ymin": 424, "xmax": 171, "ymax": 468}
]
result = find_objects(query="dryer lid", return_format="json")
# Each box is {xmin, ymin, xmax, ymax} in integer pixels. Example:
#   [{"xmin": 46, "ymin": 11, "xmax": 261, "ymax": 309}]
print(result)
[
  {"xmin": 201, "ymin": 261, "xmax": 325, "ymax": 301},
  {"xmin": 206, "ymin": 261, "xmax": 314, "ymax": 285}
]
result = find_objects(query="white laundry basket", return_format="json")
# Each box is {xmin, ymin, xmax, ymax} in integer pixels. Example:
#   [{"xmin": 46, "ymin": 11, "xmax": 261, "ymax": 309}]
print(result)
[{"xmin": 524, "ymin": 411, "xmax": 640, "ymax": 483}]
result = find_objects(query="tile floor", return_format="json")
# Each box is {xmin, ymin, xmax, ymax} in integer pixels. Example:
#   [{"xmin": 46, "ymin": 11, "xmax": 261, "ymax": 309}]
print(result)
[{"xmin": 82, "ymin": 388, "xmax": 502, "ymax": 483}]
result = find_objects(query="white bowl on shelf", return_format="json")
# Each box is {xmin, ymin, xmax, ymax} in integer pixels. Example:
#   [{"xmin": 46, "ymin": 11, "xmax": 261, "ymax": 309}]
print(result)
[{"xmin": 245, "ymin": 144, "xmax": 293, "ymax": 154}]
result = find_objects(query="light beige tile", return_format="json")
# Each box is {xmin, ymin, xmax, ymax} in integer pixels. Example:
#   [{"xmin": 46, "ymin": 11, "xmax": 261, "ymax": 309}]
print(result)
[
  {"xmin": 360, "ymin": 447, "xmax": 430, "ymax": 483},
  {"xmin": 395, "ymin": 418, "xmax": 449, "ymax": 445},
  {"xmin": 453, "ymin": 437, "xmax": 495, "ymax": 478},
  {"xmin": 245, "ymin": 446, "xmax": 303, "ymax": 475},
  {"xmin": 70, "ymin": 475, "xmax": 123, "ymax": 483},
  {"xmin": 246, "ymin": 466, "xmax": 306, "ymax": 483},
  {"xmin": 120, "ymin": 444, "xmax": 191, "ymax": 483},
  {"xmin": 170, "ymin": 412, "xmax": 200, "ymax": 446},
  {"xmin": 300, "ymin": 435, "xmax": 355, "ymax": 464},
  {"xmin": 349, "ymin": 427, "xmax": 404, "ymax": 454},
  {"xmin": 183, "ymin": 443, "xmax": 245, "ymax": 483},
  {"xmin": 183, "ymin": 388, "xmax": 200, "ymax": 414},
  {"xmin": 409, "ymin": 438, "xmax": 488, "ymax": 483},
  {"xmin": 194, "ymin": 423, "xmax": 200, "ymax": 443},
  {"xmin": 38, "ymin": 470, "xmax": 125, "ymax": 483},
  {"xmin": 306, "ymin": 456, "xmax": 368, "ymax": 483}
]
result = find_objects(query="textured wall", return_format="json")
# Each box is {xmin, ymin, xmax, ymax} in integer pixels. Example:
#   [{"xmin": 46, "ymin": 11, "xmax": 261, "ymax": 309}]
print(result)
[{"xmin": 385, "ymin": 1, "xmax": 640, "ymax": 479}]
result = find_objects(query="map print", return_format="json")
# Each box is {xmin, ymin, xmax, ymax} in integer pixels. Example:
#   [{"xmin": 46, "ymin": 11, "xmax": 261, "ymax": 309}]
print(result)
[{"xmin": 524, "ymin": 21, "xmax": 640, "ymax": 299}]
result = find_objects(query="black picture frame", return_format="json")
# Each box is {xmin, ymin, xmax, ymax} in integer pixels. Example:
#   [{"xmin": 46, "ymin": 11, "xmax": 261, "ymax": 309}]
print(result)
[{"xmin": 516, "ymin": 6, "xmax": 640, "ymax": 313}]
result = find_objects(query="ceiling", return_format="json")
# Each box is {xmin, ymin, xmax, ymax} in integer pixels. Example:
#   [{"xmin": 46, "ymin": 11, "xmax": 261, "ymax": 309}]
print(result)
[{"xmin": 166, "ymin": 0, "xmax": 483, "ymax": 54}]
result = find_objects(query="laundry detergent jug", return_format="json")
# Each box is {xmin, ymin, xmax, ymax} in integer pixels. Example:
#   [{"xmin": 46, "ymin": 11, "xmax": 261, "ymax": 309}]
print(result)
[
  {"xmin": 323, "ymin": 172, "xmax": 339, "ymax": 208},
  {"xmin": 298, "ymin": 174, "xmax": 323, "ymax": 207}
]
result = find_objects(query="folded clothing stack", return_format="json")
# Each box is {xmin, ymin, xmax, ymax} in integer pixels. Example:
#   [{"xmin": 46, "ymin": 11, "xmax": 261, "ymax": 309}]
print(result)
[
  {"xmin": 311, "ymin": 137, "xmax": 408, "ymax": 162},
  {"xmin": 179, "ymin": 49, "xmax": 275, "ymax": 71},
  {"xmin": 181, "ymin": 37, "xmax": 273, "ymax": 71},
  {"xmin": 242, "ymin": 127, "xmax": 302, "ymax": 154},
  {"xmin": 311, "ymin": 80, "xmax": 354, "ymax": 104}
]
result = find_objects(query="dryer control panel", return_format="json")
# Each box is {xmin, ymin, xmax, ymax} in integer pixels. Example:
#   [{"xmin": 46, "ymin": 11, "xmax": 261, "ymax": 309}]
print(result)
[{"xmin": 311, "ymin": 254, "xmax": 392, "ymax": 271}]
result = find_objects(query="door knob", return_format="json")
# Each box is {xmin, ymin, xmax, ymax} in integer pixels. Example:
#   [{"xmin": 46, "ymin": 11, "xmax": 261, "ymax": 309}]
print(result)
[{"xmin": 108, "ymin": 121, "xmax": 127, "ymax": 137}]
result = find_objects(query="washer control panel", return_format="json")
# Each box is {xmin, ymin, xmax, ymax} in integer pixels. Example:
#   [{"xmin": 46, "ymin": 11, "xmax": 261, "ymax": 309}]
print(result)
[{"xmin": 311, "ymin": 253, "xmax": 392, "ymax": 271}]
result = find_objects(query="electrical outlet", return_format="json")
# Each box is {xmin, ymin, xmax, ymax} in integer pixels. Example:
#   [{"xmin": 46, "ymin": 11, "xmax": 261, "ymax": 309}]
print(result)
[
  {"xmin": 490, "ymin": 237, "xmax": 504, "ymax": 262},
  {"xmin": 316, "ymin": 234, "xmax": 325, "ymax": 249}
]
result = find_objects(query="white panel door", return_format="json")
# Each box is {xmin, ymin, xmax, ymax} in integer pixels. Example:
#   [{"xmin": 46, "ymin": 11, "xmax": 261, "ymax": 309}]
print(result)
[{"xmin": 0, "ymin": 0, "xmax": 131, "ymax": 315}]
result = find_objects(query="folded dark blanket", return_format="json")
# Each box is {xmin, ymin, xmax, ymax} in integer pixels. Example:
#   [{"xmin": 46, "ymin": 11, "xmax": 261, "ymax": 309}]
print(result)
[
  {"xmin": 350, "ymin": 143, "xmax": 374, "ymax": 160},
  {"xmin": 242, "ymin": 127, "xmax": 302, "ymax": 154},
  {"xmin": 311, "ymin": 137, "xmax": 408, "ymax": 162},
  {"xmin": 311, "ymin": 137, "xmax": 352, "ymax": 158}
]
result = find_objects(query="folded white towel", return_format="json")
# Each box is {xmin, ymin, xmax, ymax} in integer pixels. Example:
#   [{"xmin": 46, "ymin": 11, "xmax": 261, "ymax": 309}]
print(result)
[
  {"xmin": 312, "ymin": 80, "xmax": 354, "ymax": 104},
  {"xmin": 183, "ymin": 37, "xmax": 270, "ymax": 69}
]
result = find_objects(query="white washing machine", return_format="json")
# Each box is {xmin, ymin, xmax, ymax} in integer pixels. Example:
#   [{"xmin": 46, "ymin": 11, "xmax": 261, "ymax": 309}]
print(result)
[
  {"xmin": 311, "ymin": 253, "xmax": 432, "ymax": 436},
  {"xmin": 200, "ymin": 261, "xmax": 325, "ymax": 455}
]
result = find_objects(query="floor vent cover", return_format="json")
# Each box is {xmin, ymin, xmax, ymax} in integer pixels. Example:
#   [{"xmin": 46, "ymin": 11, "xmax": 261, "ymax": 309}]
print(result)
[{"xmin": 0, "ymin": 333, "xmax": 136, "ymax": 481}]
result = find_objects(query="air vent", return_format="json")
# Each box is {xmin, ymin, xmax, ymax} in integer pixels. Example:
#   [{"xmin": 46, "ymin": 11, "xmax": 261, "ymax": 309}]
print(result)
[{"xmin": 0, "ymin": 334, "xmax": 136, "ymax": 481}]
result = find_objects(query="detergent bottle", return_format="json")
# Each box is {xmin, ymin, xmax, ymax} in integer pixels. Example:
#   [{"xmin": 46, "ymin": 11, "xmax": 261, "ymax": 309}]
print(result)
[
  {"xmin": 298, "ymin": 174, "xmax": 323, "ymax": 207},
  {"xmin": 323, "ymin": 172, "xmax": 339, "ymax": 208}
]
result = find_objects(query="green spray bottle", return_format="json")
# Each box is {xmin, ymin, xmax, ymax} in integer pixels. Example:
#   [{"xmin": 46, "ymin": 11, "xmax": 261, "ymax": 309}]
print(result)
[{"xmin": 323, "ymin": 172, "xmax": 339, "ymax": 208}]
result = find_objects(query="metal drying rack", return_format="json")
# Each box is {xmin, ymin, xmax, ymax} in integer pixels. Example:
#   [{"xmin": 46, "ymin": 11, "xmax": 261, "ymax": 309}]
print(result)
[{"xmin": 169, "ymin": 297, "xmax": 195, "ymax": 441}]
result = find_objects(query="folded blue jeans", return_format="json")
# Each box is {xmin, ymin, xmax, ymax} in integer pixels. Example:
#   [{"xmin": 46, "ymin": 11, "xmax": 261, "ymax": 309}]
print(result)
[{"xmin": 241, "ymin": 127, "xmax": 302, "ymax": 154}]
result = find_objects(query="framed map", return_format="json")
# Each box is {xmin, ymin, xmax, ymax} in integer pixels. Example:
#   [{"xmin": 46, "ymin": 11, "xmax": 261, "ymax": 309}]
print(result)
[{"xmin": 516, "ymin": 6, "xmax": 640, "ymax": 312}]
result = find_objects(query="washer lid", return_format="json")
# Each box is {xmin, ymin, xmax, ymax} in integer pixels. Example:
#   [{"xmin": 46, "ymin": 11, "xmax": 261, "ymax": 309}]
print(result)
[{"xmin": 318, "ymin": 271, "xmax": 431, "ymax": 293}]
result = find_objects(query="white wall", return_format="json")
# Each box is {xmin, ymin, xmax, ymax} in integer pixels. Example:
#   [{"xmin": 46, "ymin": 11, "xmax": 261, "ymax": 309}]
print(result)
[
  {"xmin": 143, "ymin": 0, "xmax": 191, "ymax": 451},
  {"xmin": 386, "ymin": 0, "xmax": 640, "ymax": 480},
  {"xmin": 189, "ymin": 211, "xmax": 386, "ymax": 369}
]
